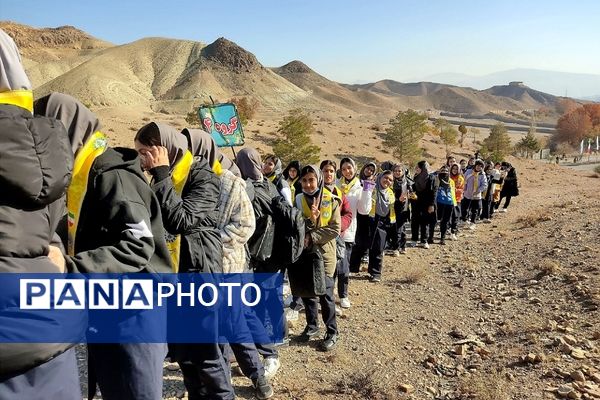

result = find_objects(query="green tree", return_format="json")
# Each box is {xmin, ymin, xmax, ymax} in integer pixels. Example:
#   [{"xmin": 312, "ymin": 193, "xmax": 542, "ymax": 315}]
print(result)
[
  {"xmin": 185, "ymin": 107, "xmax": 201, "ymax": 127},
  {"xmin": 515, "ymin": 125, "xmax": 541, "ymax": 159},
  {"xmin": 383, "ymin": 109, "xmax": 428, "ymax": 164},
  {"xmin": 458, "ymin": 124, "xmax": 468, "ymax": 148},
  {"xmin": 272, "ymin": 109, "xmax": 320, "ymax": 164},
  {"xmin": 482, "ymin": 123, "xmax": 512, "ymax": 162},
  {"xmin": 470, "ymin": 127, "xmax": 480, "ymax": 144},
  {"xmin": 439, "ymin": 124, "xmax": 458, "ymax": 154}
]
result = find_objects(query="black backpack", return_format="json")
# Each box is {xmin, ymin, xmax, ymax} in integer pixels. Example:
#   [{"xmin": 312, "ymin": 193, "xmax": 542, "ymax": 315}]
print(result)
[{"xmin": 245, "ymin": 179, "xmax": 305, "ymax": 272}]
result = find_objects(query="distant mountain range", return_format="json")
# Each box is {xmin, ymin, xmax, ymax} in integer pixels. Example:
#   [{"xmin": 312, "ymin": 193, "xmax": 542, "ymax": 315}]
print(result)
[
  {"xmin": 1, "ymin": 21, "xmax": 589, "ymax": 118},
  {"xmin": 417, "ymin": 69, "xmax": 600, "ymax": 100}
]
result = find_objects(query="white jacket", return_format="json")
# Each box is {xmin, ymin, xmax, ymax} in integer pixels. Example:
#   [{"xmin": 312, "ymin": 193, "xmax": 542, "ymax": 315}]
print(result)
[{"xmin": 336, "ymin": 178, "xmax": 372, "ymax": 243}]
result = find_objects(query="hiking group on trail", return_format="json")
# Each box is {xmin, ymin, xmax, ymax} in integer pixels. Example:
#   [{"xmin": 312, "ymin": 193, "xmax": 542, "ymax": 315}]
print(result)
[{"xmin": 0, "ymin": 29, "xmax": 520, "ymax": 400}]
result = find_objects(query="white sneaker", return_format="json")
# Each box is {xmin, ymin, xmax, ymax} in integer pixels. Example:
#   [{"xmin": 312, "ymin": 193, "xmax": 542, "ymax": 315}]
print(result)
[
  {"xmin": 500, "ymin": 208, "xmax": 507, "ymax": 213},
  {"xmin": 340, "ymin": 297, "xmax": 351, "ymax": 309},
  {"xmin": 423, "ymin": 242, "xmax": 430, "ymax": 249},
  {"xmin": 450, "ymin": 233, "xmax": 458, "ymax": 241},
  {"xmin": 387, "ymin": 250, "xmax": 400, "ymax": 257},
  {"xmin": 468, "ymin": 223, "xmax": 476, "ymax": 230},
  {"xmin": 263, "ymin": 357, "xmax": 281, "ymax": 380},
  {"xmin": 335, "ymin": 305, "xmax": 343, "ymax": 316}
]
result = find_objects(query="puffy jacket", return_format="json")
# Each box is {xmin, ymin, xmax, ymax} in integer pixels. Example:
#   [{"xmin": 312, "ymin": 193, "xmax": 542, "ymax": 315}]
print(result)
[
  {"xmin": 151, "ymin": 159, "xmax": 223, "ymax": 274},
  {"xmin": 216, "ymin": 170, "xmax": 255, "ymax": 273},
  {"xmin": 65, "ymin": 147, "xmax": 172, "ymax": 275},
  {"xmin": 0, "ymin": 104, "xmax": 83, "ymax": 376},
  {"xmin": 463, "ymin": 170, "xmax": 488, "ymax": 200},
  {"xmin": 336, "ymin": 178, "xmax": 371, "ymax": 243}
]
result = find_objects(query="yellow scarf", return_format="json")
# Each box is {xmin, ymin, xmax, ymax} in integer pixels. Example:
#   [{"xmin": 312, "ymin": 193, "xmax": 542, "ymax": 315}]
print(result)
[
  {"xmin": 166, "ymin": 150, "xmax": 194, "ymax": 272},
  {"xmin": 0, "ymin": 90, "xmax": 33, "ymax": 113},
  {"xmin": 301, "ymin": 188, "xmax": 335, "ymax": 227},
  {"xmin": 472, "ymin": 171, "xmax": 480, "ymax": 195},
  {"xmin": 67, "ymin": 132, "xmax": 108, "ymax": 255},
  {"xmin": 337, "ymin": 176, "xmax": 359, "ymax": 196}
]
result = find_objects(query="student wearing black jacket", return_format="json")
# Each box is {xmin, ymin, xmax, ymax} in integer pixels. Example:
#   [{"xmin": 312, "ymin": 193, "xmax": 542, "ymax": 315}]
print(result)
[
  {"xmin": 0, "ymin": 31, "xmax": 80, "ymax": 400},
  {"xmin": 412, "ymin": 161, "xmax": 439, "ymax": 248},
  {"xmin": 135, "ymin": 122, "xmax": 243, "ymax": 400},
  {"xmin": 35, "ymin": 93, "xmax": 172, "ymax": 400}
]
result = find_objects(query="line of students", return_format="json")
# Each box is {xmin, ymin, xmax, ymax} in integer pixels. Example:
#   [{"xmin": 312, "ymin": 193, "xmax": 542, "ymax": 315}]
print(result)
[{"xmin": 0, "ymin": 28, "xmax": 519, "ymax": 400}]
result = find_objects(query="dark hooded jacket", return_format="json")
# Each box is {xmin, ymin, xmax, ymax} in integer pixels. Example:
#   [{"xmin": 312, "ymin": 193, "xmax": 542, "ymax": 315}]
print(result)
[
  {"xmin": 140, "ymin": 123, "xmax": 223, "ymax": 274},
  {"xmin": 0, "ymin": 104, "xmax": 80, "ymax": 376},
  {"xmin": 500, "ymin": 167, "xmax": 519, "ymax": 197},
  {"xmin": 0, "ymin": 31, "xmax": 81, "ymax": 376},
  {"xmin": 35, "ymin": 94, "xmax": 172, "ymax": 275}
]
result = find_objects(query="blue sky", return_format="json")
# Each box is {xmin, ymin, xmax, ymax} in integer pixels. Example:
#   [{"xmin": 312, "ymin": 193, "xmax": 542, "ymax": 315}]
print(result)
[{"xmin": 2, "ymin": 0, "xmax": 599, "ymax": 84}]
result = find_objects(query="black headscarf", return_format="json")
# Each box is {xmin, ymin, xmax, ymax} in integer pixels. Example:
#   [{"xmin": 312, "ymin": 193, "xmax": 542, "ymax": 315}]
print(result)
[
  {"xmin": 414, "ymin": 160, "xmax": 430, "ymax": 192},
  {"xmin": 359, "ymin": 162, "xmax": 377, "ymax": 181}
]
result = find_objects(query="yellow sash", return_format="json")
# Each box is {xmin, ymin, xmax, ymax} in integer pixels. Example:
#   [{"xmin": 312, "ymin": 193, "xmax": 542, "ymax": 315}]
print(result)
[
  {"xmin": 167, "ymin": 150, "xmax": 194, "ymax": 272},
  {"xmin": 212, "ymin": 159, "xmax": 223, "ymax": 176},
  {"xmin": 0, "ymin": 90, "xmax": 33, "ymax": 113},
  {"xmin": 301, "ymin": 188, "xmax": 335, "ymax": 227},
  {"xmin": 369, "ymin": 187, "xmax": 396, "ymax": 223},
  {"xmin": 67, "ymin": 131, "xmax": 108, "ymax": 255},
  {"xmin": 337, "ymin": 176, "xmax": 359, "ymax": 196},
  {"xmin": 288, "ymin": 177, "xmax": 298, "ymax": 199}
]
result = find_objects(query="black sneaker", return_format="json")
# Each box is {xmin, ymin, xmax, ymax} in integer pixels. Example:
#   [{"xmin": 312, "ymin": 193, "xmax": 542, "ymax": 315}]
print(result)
[
  {"xmin": 440, "ymin": 239, "xmax": 446, "ymax": 245},
  {"xmin": 370, "ymin": 275, "xmax": 381, "ymax": 283},
  {"xmin": 253, "ymin": 376, "xmax": 274, "ymax": 399},
  {"xmin": 319, "ymin": 333, "xmax": 338, "ymax": 352},
  {"xmin": 298, "ymin": 326, "xmax": 320, "ymax": 342}
]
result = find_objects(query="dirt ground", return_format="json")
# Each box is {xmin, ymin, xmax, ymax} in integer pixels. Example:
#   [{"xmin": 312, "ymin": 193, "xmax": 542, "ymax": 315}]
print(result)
[{"xmin": 79, "ymin": 109, "xmax": 600, "ymax": 400}]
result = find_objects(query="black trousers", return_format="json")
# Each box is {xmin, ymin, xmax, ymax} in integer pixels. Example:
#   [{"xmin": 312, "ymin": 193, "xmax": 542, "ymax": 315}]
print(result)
[
  {"xmin": 89, "ymin": 343, "xmax": 167, "ymax": 400},
  {"xmin": 302, "ymin": 275, "xmax": 337, "ymax": 335},
  {"xmin": 461, "ymin": 198, "xmax": 482, "ymax": 223},
  {"xmin": 349, "ymin": 217, "xmax": 388, "ymax": 278},
  {"xmin": 414, "ymin": 205, "xmax": 436, "ymax": 244},
  {"xmin": 437, "ymin": 203, "xmax": 454, "ymax": 239},
  {"xmin": 180, "ymin": 344, "xmax": 235, "ymax": 400},
  {"xmin": 450, "ymin": 204, "xmax": 461, "ymax": 234},
  {"xmin": 334, "ymin": 241, "xmax": 352, "ymax": 298},
  {"xmin": 387, "ymin": 210, "xmax": 408, "ymax": 251},
  {"xmin": 481, "ymin": 197, "xmax": 493, "ymax": 219},
  {"xmin": 500, "ymin": 195, "xmax": 512, "ymax": 209},
  {"xmin": 0, "ymin": 348, "xmax": 80, "ymax": 400}
]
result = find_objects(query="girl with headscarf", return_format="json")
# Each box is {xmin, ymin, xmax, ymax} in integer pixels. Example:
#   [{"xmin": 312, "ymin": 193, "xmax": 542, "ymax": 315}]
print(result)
[
  {"xmin": 480, "ymin": 162, "xmax": 495, "ymax": 223},
  {"xmin": 499, "ymin": 162, "xmax": 518, "ymax": 212},
  {"xmin": 293, "ymin": 165, "xmax": 341, "ymax": 352},
  {"xmin": 134, "ymin": 122, "xmax": 242, "ymax": 400},
  {"xmin": 435, "ymin": 165, "xmax": 456, "ymax": 245},
  {"xmin": 385, "ymin": 163, "xmax": 412, "ymax": 255},
  {"xmin": 348, "ymin": 161, "xmax": 378, "ymax": 268},
  {"xmin": 462, "ymin": 159, "xmax": 488, "ymax": 228},
  {"xmin": 262, "ymin": 154, "xmax": 292, "ymax": 205},
  {"xmin": 348, "ymin": 170, "xmax": 395, "ymax": 282},
  {"xmin": 335, "ymin": 158, "xmax": 372, "ymax": 292},
  {"xmin": 181, "ymin": 128, "xmax": 241, "ymax": 177},
  {"xmin": 35, "ymin": 93, "xmax": 173, "ymax": 400},
  {"xmin": 449, "ymin": 163, "xmax": 465, "ymax": 240},
  {"xmin": 320, "ymin": 160, "xmax": 353, "ymax": 310},
  {"xmin": 283, "ymin": 160, "xmax": 302, "ymax": 200},
  {"xmin": 411, "ymin": 160, "xmax": 439, "ymax": 248},
  {"xmin": 0, "ymin": 31, "xmax": 80, "ymax": 400}
]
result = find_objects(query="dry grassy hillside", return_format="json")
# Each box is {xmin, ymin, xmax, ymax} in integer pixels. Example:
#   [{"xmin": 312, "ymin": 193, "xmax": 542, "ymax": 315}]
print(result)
[{"xmin": 0, "ymin": 21, "xmax": 112, "ymax": 87}]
